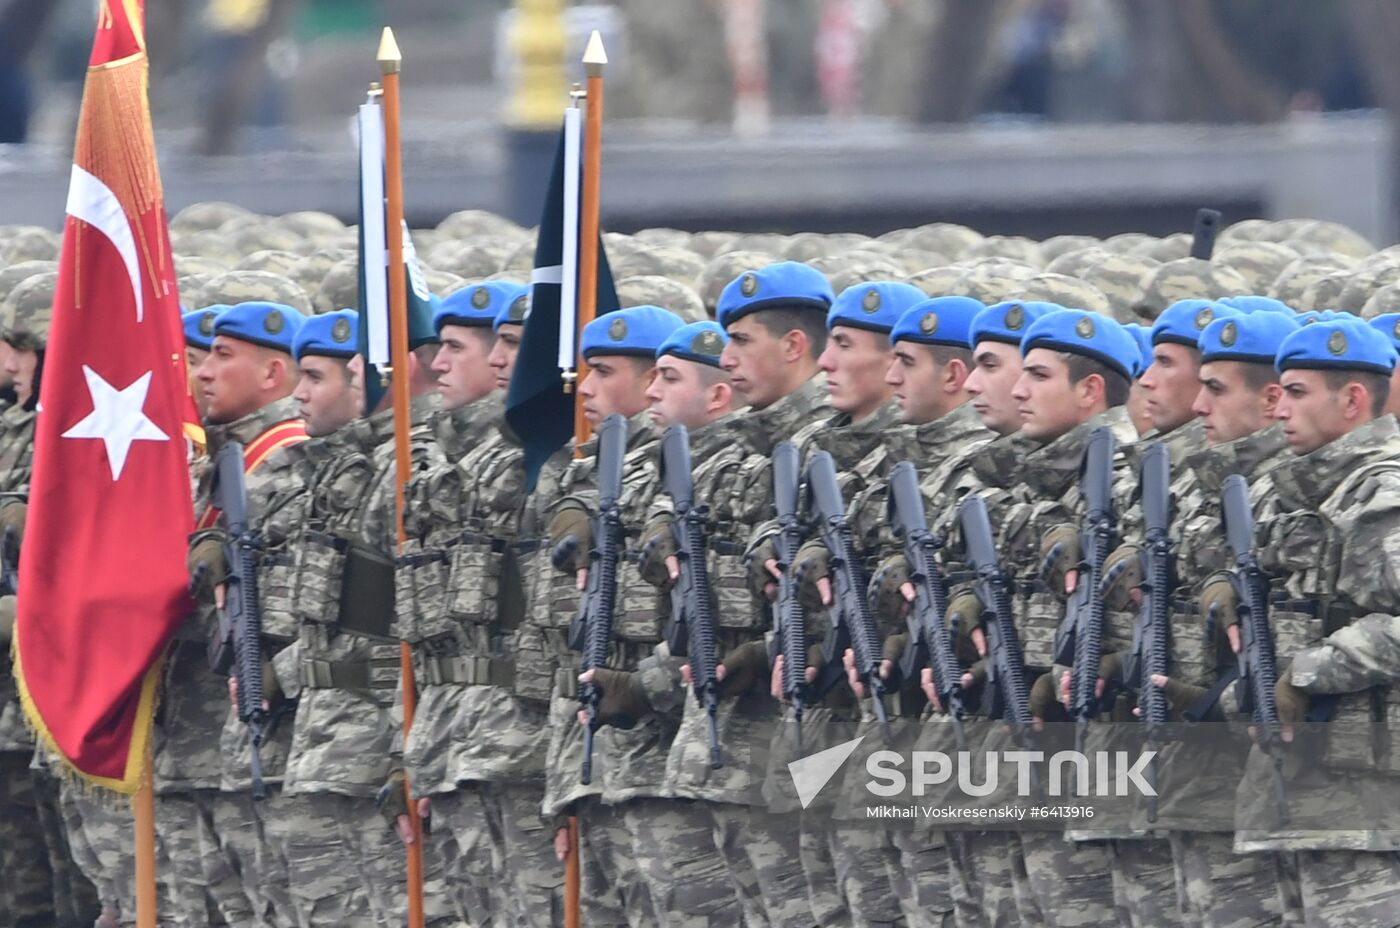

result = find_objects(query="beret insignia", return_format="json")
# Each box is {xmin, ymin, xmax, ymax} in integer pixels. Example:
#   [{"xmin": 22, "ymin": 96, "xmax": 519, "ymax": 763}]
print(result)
[
  {"xmin": 331, "ymin": 318, "xmax": 352, "ymax": 344},
  {"xmin": 608, "ymin": 316, "xmax": 628, "ymax": 341},
  {"xmin": 1005, "ymin": 304, "xmax": 1025, "ymax": 330},
  {"xmin": 1327, "ymin": 329, "xmax": 1348, "ymax": 356},
  {"xmin": 1075, "ymin": 315, "xmax": 1096, "ymax": 340},
  {"xmin": 1194, "ymin": 307, "xmax": 1214, "ymax": 330},
  {"xmin": 919, "ymin": 312, "xmax": 939, "ymax": 335},
  {"xmin": 1393, "ymin": 318, "xmax": 1400, "ymax": 341},
  {"xmin": 692, "ymin": 330, "xmax": 722, "ymax": 355},
  {"xmin": 1219, "ymin": 321, "xmax": 1237, "ymax": 347},
  {"xmin": 740, "ymin": 273, "xmax": 758, "ymax": 298},
  {"xmin": 471, "ymin": 287, "xmax": 491, "ymax": 309},
  {"xmin": 509, "ymin": 295, "xmax": 529, "ymax": 322},
  {"xmin": 263, "ymin": 311, "xmax": 285, "ymax": 335},
  {"xmin": 862, "ymin": 288, "xmax": 881, "ymax": 313},
  {"xmin": 198, "ymin": 312, "xmax": 216, "ymax": 336}
]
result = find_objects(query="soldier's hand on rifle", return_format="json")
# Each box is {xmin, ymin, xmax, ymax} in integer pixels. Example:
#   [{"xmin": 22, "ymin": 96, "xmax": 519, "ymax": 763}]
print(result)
[
  {"xmin": 712, "ymin": 640, "xmax": 769, "ymax": 698},
  {"xmin": 1099, "ymin": 544, "xmax": 1145, "ymax": 610},
  {"xmin": 1056, "ymin": 654, "xmax": 1118, "ymax": 707},
  {"xmin": 0, "ymin": 498, "xmax": 27, "ymax": 548},
  {"xmin": 770, "ymin": 650, "xmax": 819, "ymax": 702},
  {"xmin": 548, "ymin": 506, "xmax": 592, "ymax": 576},
  {"xmin": 844, "ymin": 641, "xmax": 898, "ymax": 699},
  {"xmin": 945, "ymin": 592, "xmax": 986, "ymax": 663},
  {"xmin": 187, "ymin": 530, "xmax": 229, "ymax": 605},
  {"xmin": 1039, "ymin": 524, "xmax": 1080, "ymax": 599},
  {"xmin": 1200, "ymin": 571, "xmax": 1241, "ymax": 653},
  {"xmin": 870, "ymin": 556, "xmax": 912, "ymax": 620},
  {"xmin": 1138, "ymin": 673, "xmax": 1223, "ymax": 722},
  {"xmin": 1029, "ymin": 671, "xmax": 1059, "ymax": 729},
  {"xmin": 746, "ymin": 538, "xmax": 781, "ymax": 601},
  {"xmin": 576, "ymin": 668, "xmax": 649, "ymax": 729},
  {"xmin": 1273, "ymin": 663, "xmax": 1304, "ymax": 743},
  {"xmin": 228, "ymin": 656, "xmax": 278, "ymax": 713},
  {"xmin": 793, "ymin": 540, "xmax": 833, "ymax": 610},
  {"xmin": 637, "ymin": 519, "xmax": 679, "ymax": 588}
]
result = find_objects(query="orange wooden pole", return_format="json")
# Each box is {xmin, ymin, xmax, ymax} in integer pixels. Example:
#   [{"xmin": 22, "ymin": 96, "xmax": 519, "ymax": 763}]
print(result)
[
  {"xmin": 379, "ymin": 27, "xmax": 426, "ymax": 928},
  {"xmin": 134, "ymin": 751, "xmax": 157, "ymax": 928}
]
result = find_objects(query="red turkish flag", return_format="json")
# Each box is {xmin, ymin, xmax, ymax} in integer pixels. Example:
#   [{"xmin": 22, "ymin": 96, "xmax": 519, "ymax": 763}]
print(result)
[{"xmin": 13, "ymin": 0, "xmax": 198, "ymax": 791}]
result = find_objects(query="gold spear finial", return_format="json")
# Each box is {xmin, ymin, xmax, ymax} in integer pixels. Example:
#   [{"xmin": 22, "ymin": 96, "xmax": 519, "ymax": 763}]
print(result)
[
  {"xmin": 583, "ymin": 30, "xmax": 607, "ymax": 78},
  {"xmin": 378, "ymin": 27, "xmax": 402, "ymax": 74}
]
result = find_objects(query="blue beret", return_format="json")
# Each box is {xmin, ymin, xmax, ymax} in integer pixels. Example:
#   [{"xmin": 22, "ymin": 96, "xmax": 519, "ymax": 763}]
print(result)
[
  {"xmin": 1123, "ymin": 323, "xmax": 1153, "ymax": 379},
  {"xmin": 1021, "ymin": 309, "xmax": 1139, "ymax": 381},
  {"xmin": 493, "ymin": 289, "xmax": 532, "ymax": 332},
  {"xmin": 435, "ymin": 282, "xmax": 528, "ymax": 334},
  {"xmin": 828, "ymin": 281, "xmax": 927, "ymax": 335},
  {"xmin": 582, "ymin": 305, "xmax": 685, "ymax": 361},
  {"xmin": 1276, "ymin": 317, "xmax": 1397, "ymax": 375},
  {"xmin": 183, "ymin": 305, "xmax": 226, "ymax": 351},
  {"xmin": 213, "ymin": 301, "xmax": 305, "ymax": 354},
  {"xmin": 294, "ymin": 309, "xmax": 359, "ymax": 361},
  {"xmin": 657, "ymin": 320, "xmax": 728, "ymax": 368},
  {"xmin": 716, "ymin": 261, "xmax": 834, "ymax": 329},
  {"xmin": 1219, "ymin": 295, "xmax": 1297, "ymax": 316},
  {"xmin": 1151, "ymin": 299, "xmax": 1240, "ymax": 348},
  {"xmin": 891, "ymin": 296, "xmax": 985, "ymax": 349},
  {"xmin": 1368, "ymin": 313, "xmax": 1400, "ymax": 352},
  {"xmin": 1198, "ymin": 312, "xmax": 1300, "ymax": 365},
  {"xmin": 969, "ymin": 300, "xmax": 1056, "ymax": 348}
]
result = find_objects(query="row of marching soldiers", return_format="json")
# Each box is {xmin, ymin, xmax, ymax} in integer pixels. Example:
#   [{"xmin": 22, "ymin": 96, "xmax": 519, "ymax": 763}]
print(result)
[{"xmin": 2, "ymin": 250, "xmax": 1400, "ymax": 928}]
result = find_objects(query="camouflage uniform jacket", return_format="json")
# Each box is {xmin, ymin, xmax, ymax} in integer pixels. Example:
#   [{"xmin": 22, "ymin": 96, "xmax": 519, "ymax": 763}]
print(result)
[
  {"xmin": 0, "ymin": 403, "xmax": 35, "ymax": 753},
  {"xmin": 281, "ymin": 410, "xmax": 403, "ymax": 797},
  {"xmin": 1236, "ymin": 414, "xmax": 1400, "ymax": 851}
]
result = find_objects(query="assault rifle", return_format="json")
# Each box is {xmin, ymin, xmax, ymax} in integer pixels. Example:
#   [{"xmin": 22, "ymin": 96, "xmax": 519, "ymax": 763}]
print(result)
[
  {"xmin": 660, "ymin": 424, "xmax": 722, "ymax": 769},
  {"xmin": 772, "ymin": 441, "xmax": 810, "ymax": 751},
  {"xmin": 807, "ymin": 450, "xmax": 890, "ymax": 739},
  {"xmin": 1125, "ymin": 442, "xmax": 1172, "ymax": 821},
  {"xmin": 206, "ymin": 442, "xmax": 269, "ymax": 801},
  {"xmin": 888, "ymin": 461, "xmax": 967, "ymax": 751}
]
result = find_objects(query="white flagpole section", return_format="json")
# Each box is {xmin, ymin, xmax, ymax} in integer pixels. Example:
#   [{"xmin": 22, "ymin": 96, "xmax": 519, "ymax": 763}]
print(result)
[
  {"xmin": 360, "ymin": 97, "xmax": 390, "ymax": 367},
  {"xmin": 558, "ymin": 104, "xmax": 582, "ymax": 377}
]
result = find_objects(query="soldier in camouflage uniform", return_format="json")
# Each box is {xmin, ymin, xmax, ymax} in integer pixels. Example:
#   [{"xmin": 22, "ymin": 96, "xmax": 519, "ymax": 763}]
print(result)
[
  {"xmin": 542, "ymin": 305, "xmax": 688, "ymax": 927},
  {"xmin": 183, "ymin": 301, "xmax": 311, "ymax": 927}
]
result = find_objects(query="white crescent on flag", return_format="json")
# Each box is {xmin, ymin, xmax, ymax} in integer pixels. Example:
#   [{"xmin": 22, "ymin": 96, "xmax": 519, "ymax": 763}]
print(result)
[{"xmin": 65, "ymin": 163, "xmax": 146, "ymax": 323}]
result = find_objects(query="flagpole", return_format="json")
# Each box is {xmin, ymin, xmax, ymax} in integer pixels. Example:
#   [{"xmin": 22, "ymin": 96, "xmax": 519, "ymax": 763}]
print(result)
[
  {"xmin": 135, "ymin": 750, "xmax": 157, "ymax": 928},
  {"xmin": 379, "ymin": 27, "xmax": 427, "ymax": 928}
]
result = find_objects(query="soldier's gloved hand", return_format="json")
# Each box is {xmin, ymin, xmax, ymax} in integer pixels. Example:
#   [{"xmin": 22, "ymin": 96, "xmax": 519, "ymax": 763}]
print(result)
[
  {"xmin": 1029, "ymin": 671, "xmax": 1061, "ymax": 725},
  {"xmin": 944, "ymin": 591, "xmax": 985, "ymax": 664},
  {"xmin": 0, "ymin": 498, "xmax": 27, "ymax": 549},
  {"xmin": 1096, "ymin": 651, "xmax": 1126, "ymax": 689},
  {"xmin": 1099, "ymin": 544, "xmax": 1144, "ymax": 611},
  {"xmin": 745, "ymin": 537, "xmax": 781, "ymax": 601},
  {"xmin": 1274, "ymin": 662, "xmax": 1305, "ymax": 740},
  {"xmin": 870, "ymin": 556, "xmax": 912, "ymax": 621},
  {"xmin": 717, "ymin": 640, "xmax": 771, "ymax": 698},
  {"xmin": 1199, "ymin": 571, "xmax": 1240, "ymax": 652},
  {"xmin": 1039, "ymin": 524, "xmax": 1080, "ymax": 600},
  {"xmin": 793, "ymin": 539, "xmax": 832, "ymax": 611},
  {"xmin": 1142, "ymin": 674, "xmax": 1222, "ymax": 722},
  {"xmin": 549, "ymin": 505, "xmax": 592, "ymax": 574},
  {"xmin": 637, "ymin": 519, "xmax": 678, "ymax": 588},
  {"xmin": 578, "ymin": 668, "xmax": 649, "ymax": 729},
  {"xmin": 187, "ymin": 530, "xmax": 228, "ymax": 603},
  {"xmin": 0, "ymin": 595, "xmax": 15, "ymax": 645},
  {"xmin": 377, "ymin": 770, "xmax": 432, "ymax": 844}
]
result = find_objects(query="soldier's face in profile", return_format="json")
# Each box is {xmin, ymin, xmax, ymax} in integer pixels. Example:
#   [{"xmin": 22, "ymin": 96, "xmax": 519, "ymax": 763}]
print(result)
[
  {"xmin": 965, "ymin": 341, "xmax": 1023, "ymax": 435},
  {"xmin": 886, "ymin": 342, "xmax": 941, "ymax": 424},
  {"xmin": 185, "ymin": 346, "xmax": 210, "ymax": 418},
  {"xmin": 1012, "ymin": 348, "xmax": 1087, "ymax": 442},
  {"xmin": 818, "ymin": 324, "xmax": 894, "ymax": 421},
  {"xmin": 719, "ymin": 315, "xmax": 786, "ymax": 409},
  {"xmin": 1276, "ymin": 369, "xmax": 1356, "ymax": 454},
  {"xmin": 431, "ymin": 324, "xmax": 498, "ymax": 410},
  {"xmin": 1193, "ymin": 360, "xmax": 1278, "ymax": 445},
  {"xmin": 646, "ymin": 355, "xmax": 716, "ymax": 430},
  {"xmin": 197, "ymin": 336, "xmax": 281, "ymax": 425},
  {"xmin": 4, "ymin": 344, "xmax": 38, "ymax": 407},
  {"xmin": 488, "ymin": 323, "xmax": 523, "ymax": 390},
  {"xmin": 1138, "ymin": 342, "xmax": 1202, "ymax": 433},
  {"xmin": 294, "ymin": 355, "xmax": 361, "ymax": 437},
  {"xmin": 578, "ymin": 355, "xmax": 653, "ymax": 424}
]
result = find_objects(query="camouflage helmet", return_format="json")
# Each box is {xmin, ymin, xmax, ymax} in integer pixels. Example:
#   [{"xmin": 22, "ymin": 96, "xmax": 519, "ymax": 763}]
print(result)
[
  {"xmin": 436, "ymin": 209, "xmax": 526, "ymax": 242},
  {"xmin": 424, "ymin": 268, "xmax": 466, "ymax": 298},
  {"xmin": 1038, "ymin": 235, "xmax": 1100, "ymax": 262},
  {"xmin": 818, "ymin": 254, "xmax": 907, "ymax": 294},
  {"xmin": 616, "ymin": 275, "xmax": 707, "ymax": 322},
  {"xmin": 0, "ymin": 227, "xmax": 60, "ymax": 264},
  {"xmin": 170, "ymin": 201, "xmax": 255, "ymax": 234},
  {"xmin": 824, "ymin": 232, "xmax": 876, "ymax": 253},
  {"xmin": 0, "ymin": 260, "xmax": 57, "ymax": 306},
  {"xmin": 1337, "ymin": 259, "xmax": 1400, "ymax": 314},
  {"xmin": 1015, "ymin": 274, "xmax": 1113, "ymax": 318},
  {"xmin": 1267, "ymin": 255, "xmax": 1359, "ymax": 307},
  {"xmin": 1361, "ymin": 283, "xmax": 1400, "ymax": 320},
  {"xmin": 170, "ymin": 230, "xmax": 244, "ymax": 265},
  {"xmin": 2, "ymin": 271, "xmax": 57, "ymax": 350},
  {"xmin": 1294, "ymin": 271, "xmax": 1353, "ymax": 314},
  {"xmin": 1133, "ymin": 258, "xmax": 1249, "ymax": 321},
  {"xmin": 409, "ymin": 228, "xmax": 443, "ymax": 259},
  {"xmin": 602, "ymin": 232, "xmax": 640, "ymax": 262},
  {"xmin": 235, "ymin": 249, "xmax": 302, "ymax": 277},
  {"xmin": 197, "ymin": 270, "xmax": 313, "ymax": 317},
  {"xmin": 1285, "ymin": 219, "xmax": 1375, "ymax": 260},
  {"xmin": 905, "ymin": 265, "xmax": 967, "ymax": 298},
  {"xmin": 729, "ymin": 232, "xmax": 791, "ymax": 256},
  {"xmin": 1045, "ymin": 246, "xmax": 1111, "ymax": 278},
  {"xmin": 173, "ymin": 255, "xmax": 230, "ymax": 279},
  {"xmin": 500, "ymin": 238, "xmax": 539, "ymax": 278},
  {"xmin": 1100, "ymin": 232, "xmax": 1155, "ymax": 254},
  {"xmin": 694, "ymin": 250, "xmax": 777, "ymax": 314},
  {"xmin": 686, "ymin": 231, "xmax": 741, "ymax": 259},
  {"xmin": 286, "ymin": 248, "xmax": 351, "ymax": 298},
  {"xmin": 177, "ymin": 274, "xmax": 215, "ymax": 303},
  {"xmin": 273, "ymin": 210, "xmax": 346, "ymax": 242},
  {"xmin": 965, "ymin": 235, "xmax": 1044, "ymax": 268},
  {"xmin": 611, "ymin": 246, "xmax": 706, "ymax": 288},
  {"xmin": 429, "ymin": 239, "xmax": 514, "ymax": 279},
  {"xmin": 900, "ymin": 223, "xmax": 983, "ymax": 260},
  {"xmin": 1132, "ymin": 233, "xmax": 1191, "ymax": 263},
  {"xmin": 883, "ymin": 247, "xmax": 952, "ymax": 275},
  {"xmin": 482, "ymin": 271, "xmax": 528, "ymax": 285},
  {"xmin": 315, "ymin": 258, "xmax": 360, "ymax": 315},
  {"xmin": 1217, "ymin": 218, "xmax": 1273, "ymax": 244},
  {"xmin": 781, "ymin": 232, "xmax": 836, "ymax": 263},
  {"xmin": 954, "ymin": 261, "xmax": 1040, "ymax": 304},
  {"xmin": 1214, "ymin": 241, "xmax": 1301, "ymax": 293},
  {"xmin": 633, "ymin": 227, "xmax": 692, "ymax": 249},
  {"xmin": 230, "ymin": 222, "xmax": 305, "ymax": 257}
]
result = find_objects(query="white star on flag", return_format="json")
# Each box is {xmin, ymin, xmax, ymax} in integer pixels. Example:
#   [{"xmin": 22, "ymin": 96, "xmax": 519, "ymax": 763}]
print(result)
[{"xmin": 61, "ymin": 365, "xmax": 170, "ymax": 481}]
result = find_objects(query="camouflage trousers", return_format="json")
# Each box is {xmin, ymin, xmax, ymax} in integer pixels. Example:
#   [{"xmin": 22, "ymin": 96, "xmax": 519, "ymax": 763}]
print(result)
[
  {"xmin": 709, "ymin": 801, "xmax": 810, "ymax": 928},
  {"xmin": 1016, "ymin": 832, "xmax": 1118, "ymax": 928},
  {"xmin": 826, "ymin": 822, "xmax": 912, "ymax": 927},
  {"xmin": 478, "ymin": 780, "xmax": 563, "ymax": 928},
  {"xmin": 60, "ymin": 782, "xmax": 182, "ymax": 925},
  {"xmin": 1294, "ymin": 849, "xmax": 1400, "ymax": 928},
  {"xmin": 576, "ymin": 796, "xmax": 658, "ymax": 927},
  {"xmin": 618, "ymin": 796, "xmax": 742, "ymax": 928},
  {"xmin": 284, "ymin": 792, "xmax": 409, "ymax": 927},
  {"xmin": 0, "ymin": 750, "xmax": 59, "ymax": 928},
  {"xmin": 156, "ymin": 789, "xmax": 255, "ymax": 926},
  {"xmin": 211, "ymin": 787, "xmax": 298, "ymax": 926},
  {"xmin": 1110, "ymin": 838, "xmax": 1184, "ymax": 926},
  {"xmin": 889, "ymin": 824, "xmax": 953, "ymax": 928},
  {"xmin": 1169, "ymin": 832, "xmax": 1287, "ymax": 928},
  {"xmin": 434, "ymin": 786, "xmax": 501, "ymax": 927},
  {"xmin": 946, "ymin": 831, "xmax": 1022, "ymax": 928}
]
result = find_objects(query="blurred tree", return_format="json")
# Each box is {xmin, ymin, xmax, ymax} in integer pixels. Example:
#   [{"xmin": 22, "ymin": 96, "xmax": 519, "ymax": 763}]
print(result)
[{"xmin": 916, "ymin": 0, "xmax": 1015, "ymax": 122}]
